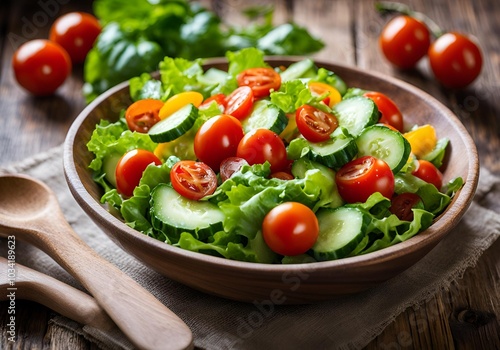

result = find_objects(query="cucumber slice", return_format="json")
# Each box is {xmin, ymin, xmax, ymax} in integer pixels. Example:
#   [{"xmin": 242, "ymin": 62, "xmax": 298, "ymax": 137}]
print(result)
[
  {"xmin": 356, "ymin": 125, "xmax": 411, "ymax": 173},
  {"xmin": 102, "ymin": 153, "xmax": 121, "ymax": 187},
  {"xmin": 241, "ymin": 100, "xmax": 288, "ymax": 134},
  {"xmin": 307, "ymin": 128, "xmax": 358, "ymax": 170},
  {"xmin": 280, "ymin": 59, "xmax": 316, "ymax": 82},
  {"xmin": 150, "ymin": 184, "xmax": 224, "ymax": 242},
  {"xmin": 312, "ymin": 207, "xmax": 370, "ymax": 261},
  {"xmin": 148, "ymin": 104, "xmax": 198, "ymax": 143},
  {"xmin": 332, "ymin": 96, "xmax": 379, "ymax": 136}
]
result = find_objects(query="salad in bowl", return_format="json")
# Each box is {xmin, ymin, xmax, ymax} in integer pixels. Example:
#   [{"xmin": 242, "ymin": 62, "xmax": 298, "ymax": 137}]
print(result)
[{"xmin": 85, "ymin": 48, "xmax": 463, "ymax": 265}]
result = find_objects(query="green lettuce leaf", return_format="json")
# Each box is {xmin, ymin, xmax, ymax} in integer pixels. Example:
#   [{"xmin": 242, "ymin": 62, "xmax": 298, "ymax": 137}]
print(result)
[{"xmin": 86, "ymin": 117, "xmax": 157, "ymax": 178}]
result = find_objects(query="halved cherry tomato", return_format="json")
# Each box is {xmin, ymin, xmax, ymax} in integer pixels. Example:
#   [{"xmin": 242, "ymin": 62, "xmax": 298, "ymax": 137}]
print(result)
[
  {"xmin": 49, "ymin": 12, "xmax": 101, "ymax": 64},
  {"xmin": 237, "ymin": 67, "xmax": 281, "ymax": 98},
  {"xmin": 236, "ymin": 128, "xmax": 288, "ymax": 172},
  {"xmin": 170, "ymin": 160, "xmax": 218, "ymax": 200},
  {"xmin": 428, "ymin": 32, "xmax": 483, "ymax": 88},
  {"xmin": 295, "ymin": 104, "xmax": 339, "ymax": 143},
  {"xmin": 308, "ymin": 82, "xmax": 342, "ymax": 107},
  {"xmin": 412, "ymin": 160, "xmax": 443, "ymax": 189},
  {"xmin": 220, "ymin": 157, "xmax": 248, "ymax": 182},
  {"xmin": 225, "ymin": 86, "xmax": 254, "ymax": 120},
  {"xmin": 125, "ymin": 99, "xmax": 163, "ymax": 133},
  {"xmin": 194, "ymin": 114, "xmax": 244, "ymax": 171},
  {"xmin": 379, "ymin": 15, "xmax": 431, "ymax": 69},
  {"xmin": 159, "ymin": 91, "xmax": 204, "ymax": 119},
  {"xmin": 262, "ymin": 202, "xmax": 319, "ymax": 256},
  {"xmin": 199, "ymin": 93, "xmax": 227, "ymax": 112},
  {"xmin": 363, "ymin": 91, "xmax": 404, "ymax": 132},
  {"xmin": 12, "ymin": 39, "xmax": 71, "ymax": 96},
  {"xmin": 336, "ymin": 155, "xmax": 395, "ymax": 203},
  {"xmin": 115, "ymin": 149, "xmax": 162, "ymax": 197},
  {"xmin": 390, "ymin": 192, "xmax": 422, "ymax": 221}
]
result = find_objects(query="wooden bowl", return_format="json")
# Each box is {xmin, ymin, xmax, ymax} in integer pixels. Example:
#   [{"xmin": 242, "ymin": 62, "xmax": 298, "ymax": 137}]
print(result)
[{"xmin": 63, "ymin": 57, "xmax": 479, "ymax": 304}]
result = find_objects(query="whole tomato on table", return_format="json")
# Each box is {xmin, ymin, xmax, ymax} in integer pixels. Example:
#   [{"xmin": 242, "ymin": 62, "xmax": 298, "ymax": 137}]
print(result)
[
  {"xmin": 12, "ymin": 39, "xmax": 71, "ymax": 96},
  {"xmin": 376, "ymin": 3, "xmax": 483, "ymax": 88}
]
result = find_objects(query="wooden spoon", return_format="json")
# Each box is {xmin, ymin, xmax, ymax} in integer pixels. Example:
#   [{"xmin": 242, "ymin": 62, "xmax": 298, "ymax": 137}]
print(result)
[
  {"xmin": 0, "ymin": 174, "xmax": 193, "ymax": 350},
  {"xmin": 0, "ymin": 257, "xmax": 127, "ymax": 338}
]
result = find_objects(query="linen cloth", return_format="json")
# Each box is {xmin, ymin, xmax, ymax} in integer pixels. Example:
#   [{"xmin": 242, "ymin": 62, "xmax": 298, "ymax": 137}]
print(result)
[{"xmin": 1, "ymin": 145, "xmax": 499, "ymax": 350}]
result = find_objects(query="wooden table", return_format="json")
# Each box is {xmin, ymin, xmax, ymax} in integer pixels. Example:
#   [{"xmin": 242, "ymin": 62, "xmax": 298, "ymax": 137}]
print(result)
[{"xmin": 1, "ymin": 0, "xmax": 499, "ymax": 348}]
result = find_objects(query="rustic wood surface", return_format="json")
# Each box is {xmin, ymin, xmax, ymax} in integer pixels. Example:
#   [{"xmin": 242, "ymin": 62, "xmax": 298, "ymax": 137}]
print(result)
[{"xmin": 0, "ymin": 0, "xmax": 499, "ymax": 349}]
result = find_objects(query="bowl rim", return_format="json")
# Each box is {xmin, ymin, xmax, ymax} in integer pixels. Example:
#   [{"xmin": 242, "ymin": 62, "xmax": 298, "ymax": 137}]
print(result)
[{"xmin": 63, "ymin": 56, "xmax": 480, "ymax": 274}]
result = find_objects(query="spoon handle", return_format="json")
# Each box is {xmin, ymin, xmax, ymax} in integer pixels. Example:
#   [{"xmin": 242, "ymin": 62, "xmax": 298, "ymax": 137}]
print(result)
[
  {"xmin": 0, "ymin": 257, "xmax": 119, "ymax": 332},
  {"xmin": 30, "ymin": 207, "xmax": 193, "ymax": 350}
]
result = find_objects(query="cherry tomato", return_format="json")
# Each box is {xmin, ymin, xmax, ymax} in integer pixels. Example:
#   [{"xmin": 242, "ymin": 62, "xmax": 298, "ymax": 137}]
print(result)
[
  {"xmin": 237, "ymin": 67, "xmax": 281, "ymax": 98},
  {"xmin": 363, "ymin": 92, "xmax": 404, "ymax": 132},
  {"xmin": 170, "ymin": 160, "xmax": 218, "ymax": 200},
  {"xmin": 194, "ymin": 114, "xmax": 244, "ymax": 171},
  {"xmin": 390, "ymin": 192, "xmax": 422, "ymax": 221},
  {"xmin": 270, "ymin": 171, "xmax": 294, "ymax": 180},
  {"xmin": 379, "ymin": 15, "xmax": 431, "ymax": 69},
  {"xmin": 295, "ymin": 104, "xmax": 339, "ymax": 143},
  {"xmin": 115, "ymin": 149, "xmax": 162, "ymax": 197},
  {"xmin": 225, "ymin": 86, "xmax": 254, "ymax": 120},
  {"xmin": 412, "ymin": 160, "xmax": 443, "ymax": 189},
  {"xmin": 159, "ymin": 91, "xmax": 204, "ymax": 119},
  {"xmin": 428, "ymin": 32, "xmax": 483, "ymax": 88},
  {"xmin": 49, "ymin": 12, "xmax": 101, "ymax": 64},
  {"xmin": 262, "ymin": 202, "xmax": 319, "ymax": 256},
  {"xmin": 336, "ymin": 156, "xmax": 395, "ymax": 203},
  {"xmin": 199, "ymin": 93, "xmax": 227, "ymax": 112},
  {"xmin": 12, "ymin": 39, "xmax": 71, "ymax": 96},
  {"xmin": 125, "ymin": 99, "xmax": 163, "ymax": 133},
  {"xmin": 308, "ymin": 82, "xmax": 342, "ymax": 107},
  {"xmin": 236, "ymin": 128, "xmax": 288, "ymax": 173},
  {"xmin": 220, "ymin": 157, "xmax": 248, "ymax": 182}
]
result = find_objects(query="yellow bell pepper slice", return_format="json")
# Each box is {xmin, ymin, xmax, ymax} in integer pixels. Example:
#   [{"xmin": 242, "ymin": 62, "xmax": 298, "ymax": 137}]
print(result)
[
  {"xmin": 403, "ymin": 124, "xmax": 437, "ymax": 158},
  {"xmin": 159, "ymin": 91, "xmax": 204, "ymax": 120},
  {"xmin": 308, "ymin": 81, "xmax": 342, "ymax": 108}
]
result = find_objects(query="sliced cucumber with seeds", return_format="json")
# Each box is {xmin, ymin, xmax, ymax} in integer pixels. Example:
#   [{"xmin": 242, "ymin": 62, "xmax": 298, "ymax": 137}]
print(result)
[
  {"xmin": 150, "ymin": 184, "xmax": 224, "ymax": 242},
  {"xmin": 312, "ymin": 207, "xmax": 371, "ymax": 261},
  {"xmin": 241, "ymin": 100, "xmax": 288, "ymax": 134},
  {"xmin": 356, "ymin": 125, "xmax": 411, "ymax": 173},
  {"xmin": 148, "ymin": 103, "xmax": 198, "ymax": 143},
  {"xmin": 307, "ymin": 128, "xmax": 358, "ymax": 170},
  {"xmin": 332, "ymin": 96, "xmax": 379, "ymax": 136}
]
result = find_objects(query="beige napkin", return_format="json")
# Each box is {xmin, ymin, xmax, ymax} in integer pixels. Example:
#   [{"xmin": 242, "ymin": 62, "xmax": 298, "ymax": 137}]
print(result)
[{"xmin": 1, "ymin": 145, "xmax": 499, "ymax": 350}]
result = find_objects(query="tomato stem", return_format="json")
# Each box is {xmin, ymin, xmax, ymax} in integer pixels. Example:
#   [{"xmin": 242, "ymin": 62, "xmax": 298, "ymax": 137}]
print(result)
[{"xmin": 375, "ymin": 1, "xmax": 445, "ymax": 38}]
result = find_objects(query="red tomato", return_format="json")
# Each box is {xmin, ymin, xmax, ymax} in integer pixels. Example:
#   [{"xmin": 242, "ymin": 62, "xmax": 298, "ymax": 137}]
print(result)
[
  {"xmin": 225, "ymin": 86, "xmax": 254, "ymax": 120},
  {"xmin": 170, "ymin": 160, "xmax": 218, "ymax": 200},
  {"xmin": 295, "ymin": 104, "xmax": 339, "ymax": 142},
  {"xmin": 363, "ymin": 92, "xmax": 404, "ymax": 132},
  {"xmin": 115, "ymin": 149, "xmax": 162, "ymax": 197},
  {"xmin": 12, "ymin": 39, "xmax": 71, "ymax": 96},
  {"xmin": 379, "ymin": 15, "xmax": 431, "ymax": 69},
  {"xmin": 194, "ymin": 114, "xmax": 245, "ymax": 171},
  {"xmin": 390, "ymin": 192, "xmax": 422, "ymax": 221},
  {"xmin": 412, "ymin": 160, "xmax": 443, "ymax": 189},
  {"xmin": 428, "ymin": 32, "xmax": 483, "ymax": 88},
  {"xmin": 49, "ymin": 12, "xmax": 101, "ymax": 64},
  {"xmin": 220, "ymin": 157, "xmax": 248, "ymax": 182},
  {"xmin": 262, "ymin": 202, "xmax": 319, "ymax": 256},
  {"xmin": 236, "ymin": 128, "xmax": 288, "ymax": 172},
  {"xmin": 336, "ymin": 156, "xmax": 395, "ymax": 203},
  {"xmin": 270, "ymin": 171, "xmax": 294, "ymax": 180},
  {"xmin": 125, "ymin": 99, "xmax": 163, "ymax": 133},
  {"xmin": 199, "ymin": 93, "xmax": 227, "ymax": 112},
  {"xmin": 237, "ymin": 67, "xmax": 281, "ymax": 98}
]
